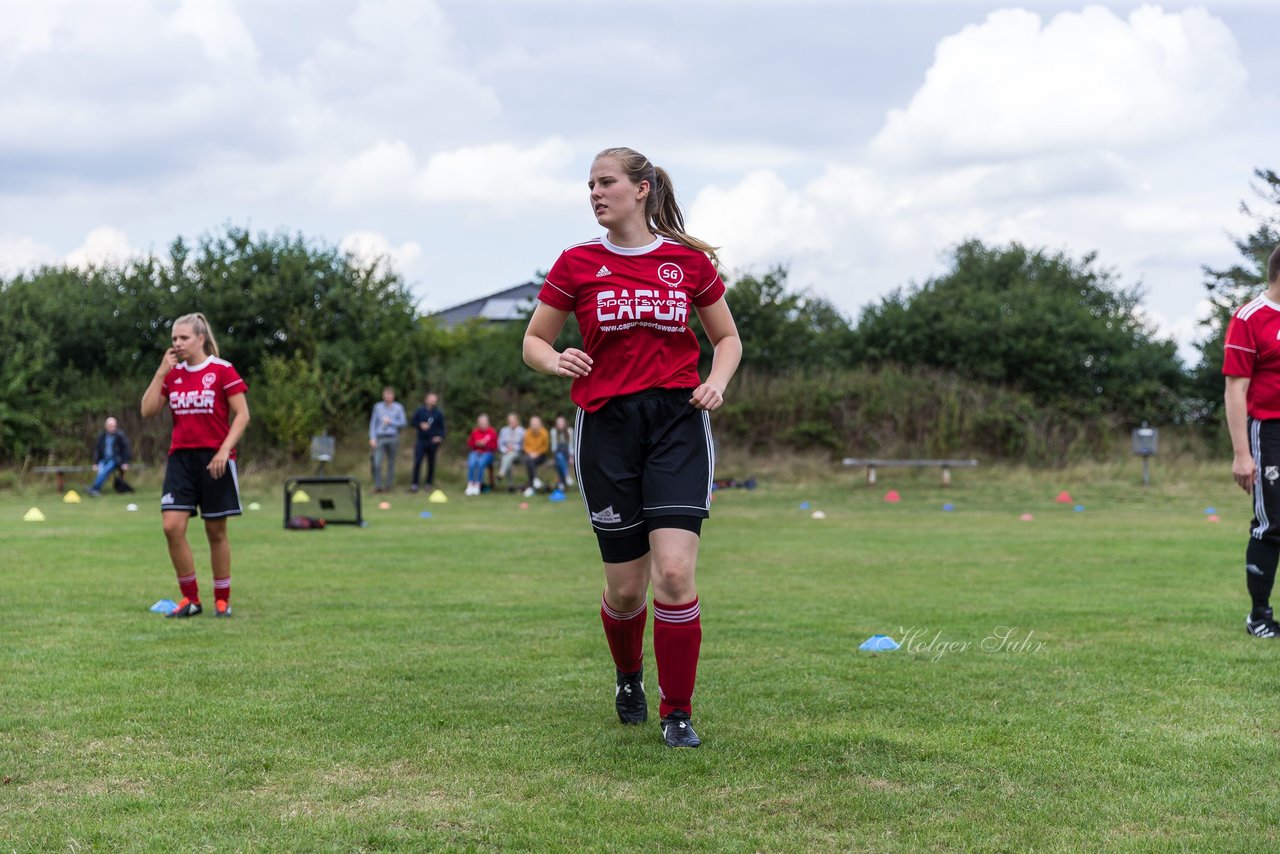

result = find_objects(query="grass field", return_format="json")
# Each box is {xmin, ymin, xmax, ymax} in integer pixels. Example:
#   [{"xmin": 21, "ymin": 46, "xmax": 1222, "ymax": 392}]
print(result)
[{"xmin": 2, "ymin": 462, "xmax": 1278, "ymax": 852}]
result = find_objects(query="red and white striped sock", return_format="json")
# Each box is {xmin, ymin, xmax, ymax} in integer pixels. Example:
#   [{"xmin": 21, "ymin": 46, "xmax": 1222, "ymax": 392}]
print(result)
[
  {"xmin": 213, "ymin": 576, "xmax": 231, "ymax": 606},
  {"xmin": 653, "ymin": 597, "xmax": 701, "ymax": 718},
  {"xmin": 601, "ymin": 595, "xmax": 646, "ymax": 674},
  {"xmin": 177, "ymin": 572, "xmax": 200, "ymax": 603}
]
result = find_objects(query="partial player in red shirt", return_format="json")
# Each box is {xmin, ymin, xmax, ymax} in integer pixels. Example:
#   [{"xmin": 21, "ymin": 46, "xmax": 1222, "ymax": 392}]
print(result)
[
  {"xmin": 141, "ymin": 313, "xmax": 251, "ymax": 619},
  {"xmin": 1224, "ymin": 243, "xmax": 1280, "ymax": 638},
  {"xmin": 523, "ymin": 147, "xmax": 742, "ymax": 748}
]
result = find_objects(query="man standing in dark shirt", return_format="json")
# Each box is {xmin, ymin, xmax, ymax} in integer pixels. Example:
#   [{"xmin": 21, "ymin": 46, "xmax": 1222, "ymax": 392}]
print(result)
[{"xmin": 410, "ymin": 392, "xmax": 446, "ymax": 492}]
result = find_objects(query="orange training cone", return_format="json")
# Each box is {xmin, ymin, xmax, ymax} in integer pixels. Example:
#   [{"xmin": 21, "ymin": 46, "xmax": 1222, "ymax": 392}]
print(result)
[{"xmin": 884, "ymin": 490, "xmax": 901, "ymax": 504}]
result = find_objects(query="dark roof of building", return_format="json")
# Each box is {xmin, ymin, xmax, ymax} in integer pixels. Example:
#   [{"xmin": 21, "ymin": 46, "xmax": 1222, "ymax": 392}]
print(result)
[{"xmin": 429, "ymin": 282, "xmax": 541, "ymax": 326}]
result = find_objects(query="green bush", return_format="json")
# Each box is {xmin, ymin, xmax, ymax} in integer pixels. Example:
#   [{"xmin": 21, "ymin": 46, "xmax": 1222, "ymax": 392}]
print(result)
[{"xmin": 251, "ymin": 355, "xmax": 327, "ymax": 459}]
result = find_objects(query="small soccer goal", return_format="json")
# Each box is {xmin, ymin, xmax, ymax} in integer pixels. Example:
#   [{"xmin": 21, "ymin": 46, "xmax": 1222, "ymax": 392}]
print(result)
[{"xmin": 283, "ymin": 476, "xmax": 364, "ymax": 527}]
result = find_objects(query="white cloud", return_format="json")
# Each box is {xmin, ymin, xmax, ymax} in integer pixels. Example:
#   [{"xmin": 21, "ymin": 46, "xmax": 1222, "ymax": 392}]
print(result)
[
  {"xmin": 323, "ymin": 138, "xmax": 581, "ymax": 211},
  {"xmin": 872, "ymin": 5, "xmax": 1249, "ymax": 163},
  {"xmin": 322, "ymin": 141, "xmax": 421, "ymax": 206},
  {"xmin": 418, "ymin": 140, "xmax": 579, "ymax": 206},
  {"xmin": 168, "ymin": 0, "xmax": 259, "ymax": 63},
  {"xmin": 340, "ymin": 230, "xmax": 422, "ymax": 276},
  {"xmin": 690, "ymin": 170, "xmax": 824, "ymax": 267},
  {"xmin": 1138, "ymin": 299, "xmax": 1217, "ymax": 365},
  {"xmin": 65, "ymin": 227, "xmax": 137, "ymax": 270},
  {"xmin": 0, "ymin": 0, "xmax": 500, "ymax": 186},
  {"xmin": 0, "ymin": 1, "xmax": 59, "ymax": 60},
  {"xmin": 0, "ymin": 234, "xmax": 57, "ymax": 277}
]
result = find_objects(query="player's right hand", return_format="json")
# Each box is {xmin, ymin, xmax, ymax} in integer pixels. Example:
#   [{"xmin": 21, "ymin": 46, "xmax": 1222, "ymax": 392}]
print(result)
[
  {"xmin": 556, "ymin": 348, "xmax": 592, "ymax": 378},
  {"xmin": 1233, "ymin": 454, "xmax": 1256, "ymax": 494},
  {"xmin": 157, "ymin": 347, "xmax": 178, "ymax": 374}
]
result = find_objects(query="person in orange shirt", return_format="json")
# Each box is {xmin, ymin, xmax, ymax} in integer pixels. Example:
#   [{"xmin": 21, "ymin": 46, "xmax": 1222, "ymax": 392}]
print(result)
[{"xmin": 522, "ymin": 415, "xmax": 550, "ymax": 497}]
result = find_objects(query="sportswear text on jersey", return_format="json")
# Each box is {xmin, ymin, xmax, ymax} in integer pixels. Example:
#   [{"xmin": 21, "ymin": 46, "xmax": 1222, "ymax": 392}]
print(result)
[
  {"xmin": 595, "ymin": 289, "xmax": 688, "ymax": 325},
  {"xmin": 169, "ymin": 389, "xmax": 218, "ymax": 414}
]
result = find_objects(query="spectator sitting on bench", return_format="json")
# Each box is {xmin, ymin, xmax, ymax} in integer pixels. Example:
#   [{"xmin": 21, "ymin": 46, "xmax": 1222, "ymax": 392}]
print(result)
[
  {"xmin": 550, "ymin": 414, "xmax": 574, "ymax": 490},
  {"xmin": 496, "ymin": 412, "xmax": 525, "ymax": 493},
  {"xmin": 465, "ymin": 413, "xmax": 498, "ymax": 496},
  {"xmin": 89, "ymin": 416, "xmax": 132, "ymax": 497},
  {"xmin": 547, "ymin": 412, "xmax": 573, "ymax": 486},
  {"xmin": 522, "ymin": 415, "xmax": 550, "ymax": 497}
]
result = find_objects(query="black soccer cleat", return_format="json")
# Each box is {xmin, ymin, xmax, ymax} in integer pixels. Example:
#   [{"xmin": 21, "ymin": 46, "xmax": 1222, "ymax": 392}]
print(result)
[
  {"xmin": 167, "ymin": 598, "xmax": 202, "ymax": 619},
  {"xmin": 660, "ymin": 710, "xmax": 701, "ymax": 748},
  {"xmin": 1246, "ymin": 608, "xmax": 1280, "ymax": 638},
  {"xmin": 615, "ymin": 667, "xmax": 647, "ymax": 724}
]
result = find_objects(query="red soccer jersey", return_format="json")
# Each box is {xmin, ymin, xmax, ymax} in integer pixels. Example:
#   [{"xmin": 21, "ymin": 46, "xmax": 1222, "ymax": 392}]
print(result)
[
  {"xmin": 1223, "ymin": 294, "xmax": 1280, "ymax": 420},
  {"xmin": 160, "ymin": 356, "xmax": 249, "ymax": 456},
  {"xmin": 538, "ymin": 235, "xmax": 727, "ymax": 412}
]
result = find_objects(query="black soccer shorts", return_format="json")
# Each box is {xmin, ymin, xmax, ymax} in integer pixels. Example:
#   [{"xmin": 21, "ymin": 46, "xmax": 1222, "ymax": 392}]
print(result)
[
  {"xmin": 574, "ymin": 387, "xmax": 713, "ymax": 544},
  {"xmin": 1250, "ymin": 417, "xmax": 1280, "ymax": 542},
  {"xmin": 161, "ymin": 449, "xmax": 243, "ymax": 518}
]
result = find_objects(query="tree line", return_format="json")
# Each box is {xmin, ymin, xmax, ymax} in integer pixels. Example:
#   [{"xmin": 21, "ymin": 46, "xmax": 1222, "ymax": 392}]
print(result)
[{"xmin": 1, "ymin": 169, "xmax": 1276, "ymax": 467}]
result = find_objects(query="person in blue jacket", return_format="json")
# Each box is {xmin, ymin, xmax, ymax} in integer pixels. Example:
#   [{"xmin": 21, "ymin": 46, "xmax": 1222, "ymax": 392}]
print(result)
[
  {"xmin": 89, "ymin": 417, "xmax": 133, "ymax": 497},
  {"xmin": 409, "ymin": 391, "xmax": 446, "ymax": 492}
]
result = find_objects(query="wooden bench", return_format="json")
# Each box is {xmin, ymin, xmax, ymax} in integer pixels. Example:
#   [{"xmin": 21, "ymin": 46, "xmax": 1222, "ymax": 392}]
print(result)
[
  {"xmin": 842, "ymin": 458, "xmax": 978, "ymax": 487},
  {"xmin": 33, "ymin": 464, "xmax": 145, "ymax": 492}
]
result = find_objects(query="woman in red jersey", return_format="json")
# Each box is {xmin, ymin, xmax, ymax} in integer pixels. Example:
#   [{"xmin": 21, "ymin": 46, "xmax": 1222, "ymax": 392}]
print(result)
[
  {"xmin": 523, "ymin": 147, "xmax": 742, "ymax": 748},
  {"xmin": 465, "ymin": 413, "xmax": 498, "ymax": 496},
  {"xmin": 141, "ymin": 313, "xmax": 250, "ymax": 619}
]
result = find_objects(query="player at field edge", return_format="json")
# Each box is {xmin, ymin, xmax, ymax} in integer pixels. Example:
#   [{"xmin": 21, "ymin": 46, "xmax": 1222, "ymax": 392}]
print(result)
[
  {"xmin": 522, "ymin": 146, "xmax": 742, "ymax": 748},
  {"xmin": 1224, "ymin": 243, "xmax": 1280, "ymax": 638},
  {"xmin": 140, "ymin": 312, "xmax": 250, "ymax": 619}
]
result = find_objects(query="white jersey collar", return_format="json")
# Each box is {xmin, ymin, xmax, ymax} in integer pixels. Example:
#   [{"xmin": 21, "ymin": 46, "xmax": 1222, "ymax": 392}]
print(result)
[
  {"xmin": 181, "ymin": 356, "xmax": 213, "ymax": 372},
  {"xmin": 602, "ymin": 234, "xmax": 663, "ymax": 256}
]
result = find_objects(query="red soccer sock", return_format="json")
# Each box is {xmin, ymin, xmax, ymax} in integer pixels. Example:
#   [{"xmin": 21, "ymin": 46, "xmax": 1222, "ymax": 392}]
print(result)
[
  {"xmin": 600, "ymin": 595, "xmax": 647, "ymax": 674},
  {"xmin": 213, "ymin": 575, "xmax": 231, "ymax": 605},
  {"xmin": 177, "ymin": 572, "xmax": 200, "ymax": 603},
  {"xmin": 653, "ymin": 597, "xmax": 702, "ymax": 718}
]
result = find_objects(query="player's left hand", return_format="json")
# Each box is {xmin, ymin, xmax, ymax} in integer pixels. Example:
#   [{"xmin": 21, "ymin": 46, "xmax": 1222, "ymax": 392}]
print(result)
[
  {"xmin": 207, "ymin": 452, "xmax": 230, "ymax": 480},
  {"xmin": 690, "ymin": 383, "xmax": 725, "ymax": 411}
]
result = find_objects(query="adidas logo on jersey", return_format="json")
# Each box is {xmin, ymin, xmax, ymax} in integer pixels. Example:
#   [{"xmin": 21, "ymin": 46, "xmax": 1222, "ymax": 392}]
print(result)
[
  {"xmin": 590, "ymin": 505, "xmax": 622, "ymax": 524},
  {"xmin": 595, "ymin": 266, "xmax": 613, "ymax": 278}
]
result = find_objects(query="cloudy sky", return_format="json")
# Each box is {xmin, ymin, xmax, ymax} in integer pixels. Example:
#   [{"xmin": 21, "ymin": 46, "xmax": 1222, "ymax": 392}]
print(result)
[{"xmin": 2, "ymin": 0, "xmax": 1276, "ymax": 362}]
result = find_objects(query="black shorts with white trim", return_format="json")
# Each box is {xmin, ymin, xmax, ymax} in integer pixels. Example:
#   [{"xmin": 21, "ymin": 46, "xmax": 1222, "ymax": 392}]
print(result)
[
  {"xmin": 575, "ymin": 388, "xmax": 713, "ymax": 561},
  {"xmin": 160, "ymin": 448, "xmax": 243, "ymax": 518}
]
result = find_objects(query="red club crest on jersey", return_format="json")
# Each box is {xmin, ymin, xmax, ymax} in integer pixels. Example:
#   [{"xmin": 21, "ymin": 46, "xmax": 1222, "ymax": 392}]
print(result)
[{"xmin": 202, "ymin": 372, "xmax": 217, "ymax": 388}]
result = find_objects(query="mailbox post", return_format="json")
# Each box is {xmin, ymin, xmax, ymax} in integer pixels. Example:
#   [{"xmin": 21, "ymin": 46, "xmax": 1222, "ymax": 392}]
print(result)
[
  {"xmin": 310, "ymin": 433, "xmax": 335, "ymax": 475},
  {"xmin": 1132, "ymin": 421, "xmax": 1159, "ymax": 485}
]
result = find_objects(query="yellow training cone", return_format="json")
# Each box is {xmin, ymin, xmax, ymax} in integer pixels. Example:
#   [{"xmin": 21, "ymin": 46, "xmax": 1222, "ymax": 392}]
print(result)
[
  {"xmin": 293, "ymin": 490, "xmax": 311, "ymax": 503},
  {"xmin": 23, "ymin": 507, "xmax": 46, "ymax": 522},
  {"xmin": 63, "ymin": 490, "xmax": 81, "ymax": 504},
  {"xmin": 428, "ymin": 489, "xmax": 448, "ymax": 504}
]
